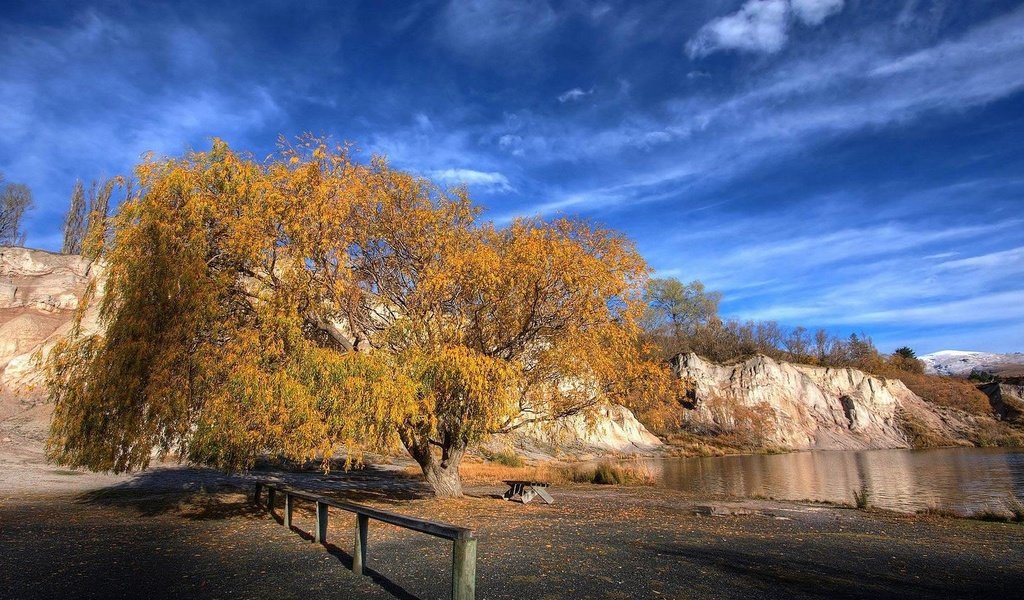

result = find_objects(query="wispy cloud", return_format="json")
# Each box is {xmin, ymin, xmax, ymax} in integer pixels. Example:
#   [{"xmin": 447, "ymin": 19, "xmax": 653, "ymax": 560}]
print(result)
[
  {"xmin": 430, "ymin": 168, "xmax": 514, "ymax": 192},
  {"xmin": 557, "ymin": 87, "xmax": 593, "ymax": 103},
  {"xmin": 437, "ymin": 0, "xmax": 558, "ymax": 60},
  {"xmin": 502, "ymin": 5, "xmax": 1024, "ymax": 219},
  {"xmin": 0, "ymin": 8, "xmax": 283, "ymax": 246}
]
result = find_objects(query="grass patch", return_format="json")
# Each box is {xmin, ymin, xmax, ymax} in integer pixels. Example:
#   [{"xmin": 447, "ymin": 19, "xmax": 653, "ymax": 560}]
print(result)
[
  {"xmin": 455, "ymin": 458, "xmax": 655, "ymax": 487},
  {"xmin": 852, "ymin": 487, "xmax": 870, "ymax": 509},
  {"xmin": 965, "ymin": 493, "xmax": 1024, "ymax": 523},
  {"xmin": 1006, "ymin": 493, "xmax": 1024, "ymax": 522},
  {"xmin": 564, "ymin": 461, "xmax": 655, "ymax": 486},
  {"xmin": 969, "ymin": 509, "xmax": 1010, "ymax": 522},
  {"xmin": 482, "ymin": 449, "xmax": 524, "ymax": 468},
  {"xmin": 917, "ymin": 505, "xmax": 960, "ymax": 518},
  {"xmin": 456, "ymin": 461, "xmax": 562, "ymax": 485}
]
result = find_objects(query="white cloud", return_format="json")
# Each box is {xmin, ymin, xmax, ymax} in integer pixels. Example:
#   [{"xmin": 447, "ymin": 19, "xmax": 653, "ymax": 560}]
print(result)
[
  {"xmin": 687, "ymin": 0, "xmax": 844, "ymax": 57},
  {"xmin": 557, "ymin": 87, "xmax": 592, "ymax": 103},
  {"xmin": 688, "ymin": 0, "xmax": 790, "ymax": 57},
  {"xmin": 430, "ymin": 168, "xmax": 514, "ymax": 192},
  {"xmin": 790, "ymin": 0, "xmax": 844, "ymax": 26},
  {"xmin": 936, "ymin": 247, "xmax": 1024, "ymax": 272}
]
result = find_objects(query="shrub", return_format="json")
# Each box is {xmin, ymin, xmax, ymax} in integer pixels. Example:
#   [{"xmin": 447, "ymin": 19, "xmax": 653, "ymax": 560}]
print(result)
[
  {"xmin": 853, "ymin": 487, "xmax": 870, "ymax": 509},
  {"xmin": 484, "ymin": 449, "xmax": 524, "ymax": 468}
]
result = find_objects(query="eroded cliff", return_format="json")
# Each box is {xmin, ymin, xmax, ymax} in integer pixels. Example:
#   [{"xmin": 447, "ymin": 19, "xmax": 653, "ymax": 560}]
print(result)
[{"xmin": 672, "ymin": 352, "xmax": 980, "ymax": 451}]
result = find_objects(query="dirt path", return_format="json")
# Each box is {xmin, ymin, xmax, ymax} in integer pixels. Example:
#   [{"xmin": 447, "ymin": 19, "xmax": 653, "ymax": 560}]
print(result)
[{"xmin": 2, "ymin": 464, "xmax": 1023, "ymax": 599}]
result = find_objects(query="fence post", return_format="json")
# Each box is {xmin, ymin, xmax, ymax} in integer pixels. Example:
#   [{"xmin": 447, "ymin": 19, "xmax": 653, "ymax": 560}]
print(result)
[
  {"xmin": 267, "ymin": 487, "xmax": 276, "ymax": 513},
  {"xmin": 353, "ymin": 514, "xmax": 369, "ymax": 575},
  {"xmin": 452, "ymin": 537, "xmax": 477, "ymax": 600},
  {"xmin": 284, "ymin": 493, "xmax": 293, "ymax": 528},
  {"xmin": 315, "ymin": 501, "xmax": 329, "ymax": 544},
  {"xmin": 254, "ymin": 483, "xmax": 262, "ymax": 505}
]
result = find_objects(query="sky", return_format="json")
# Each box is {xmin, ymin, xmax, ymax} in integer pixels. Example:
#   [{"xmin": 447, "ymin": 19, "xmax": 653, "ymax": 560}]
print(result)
[{"xmin": 1, "ymin": 0, "xmax": 1023, "ymax": 354}]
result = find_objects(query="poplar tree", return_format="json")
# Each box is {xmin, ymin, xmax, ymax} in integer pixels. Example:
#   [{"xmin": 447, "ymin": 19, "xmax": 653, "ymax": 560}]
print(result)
[{"xmin": 62, "ymin": 180, "xmax": 87, "ymax": 254}]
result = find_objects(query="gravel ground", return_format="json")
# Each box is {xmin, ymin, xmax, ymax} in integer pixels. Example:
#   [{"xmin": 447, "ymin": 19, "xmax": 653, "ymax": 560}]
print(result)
[{"xmin": 2, "ymin": 462, "xmax": 1023, "ymax": 600}]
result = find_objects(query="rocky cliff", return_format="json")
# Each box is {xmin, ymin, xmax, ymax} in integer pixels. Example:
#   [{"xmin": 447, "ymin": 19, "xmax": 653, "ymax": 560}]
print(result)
[
  {"xmin": 671, "ymin": 352, "xmax": 978, "ymax": 451},
  {"xmin": 0, "ymin": 247, "xmax": 100, "ymax": 395},
  {"xmin": 0, "ymin": 247, "xmax": 661, "ymax": 455},
  {"xmin": 979, "ymin": 379, "xmax": 1024, "ymax": 424}
]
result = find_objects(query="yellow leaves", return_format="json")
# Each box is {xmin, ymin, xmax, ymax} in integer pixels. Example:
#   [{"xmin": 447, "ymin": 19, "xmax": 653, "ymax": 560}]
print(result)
[{"xmin": 46, "ymin": 136, "xmax": 672, "ymax": 479}]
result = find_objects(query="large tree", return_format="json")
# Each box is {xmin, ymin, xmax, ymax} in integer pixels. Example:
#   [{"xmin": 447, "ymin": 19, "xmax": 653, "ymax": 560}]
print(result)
[{"xmin": 45, "ymin": 139, "xmax": 671, "ymax": 496}]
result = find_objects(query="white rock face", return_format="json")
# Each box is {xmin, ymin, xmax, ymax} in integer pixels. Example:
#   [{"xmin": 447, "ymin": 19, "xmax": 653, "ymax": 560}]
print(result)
[
  {"xmin": 519, "ymin": 402, "xmax": 663, "ymax": 454},
  {"xmin": 920, "ymin": 350, "xmax": 1024, "ymax": 377},
  {"xmin": 673, "ymin": 353, "xmax": 950, "ymax": 450},
  {"xmin": 0, "ymin": 247, "xmax": 102, "ymax": 391},
  {"xmin": 0, "ymin": 247, "xmax": 92, "ymax": 312}
]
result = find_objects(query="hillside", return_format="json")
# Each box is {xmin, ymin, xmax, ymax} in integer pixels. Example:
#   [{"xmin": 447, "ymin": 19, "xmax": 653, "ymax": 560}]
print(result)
[{"xmin": 921, "ymin": 350, "xmax": 1024, "ymax": 377}]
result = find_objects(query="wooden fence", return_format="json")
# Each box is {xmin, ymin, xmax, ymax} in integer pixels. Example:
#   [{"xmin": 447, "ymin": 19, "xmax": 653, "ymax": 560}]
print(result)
[{"xmin": 254, "ymin": 481, "xmax": 477, "ymax": 600}]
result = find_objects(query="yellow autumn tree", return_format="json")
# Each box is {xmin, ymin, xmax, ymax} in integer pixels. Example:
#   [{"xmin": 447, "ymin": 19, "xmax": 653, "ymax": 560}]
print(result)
[{"xmin": 45, "ymin": 138, "xmax": 675, "ymax": 497}]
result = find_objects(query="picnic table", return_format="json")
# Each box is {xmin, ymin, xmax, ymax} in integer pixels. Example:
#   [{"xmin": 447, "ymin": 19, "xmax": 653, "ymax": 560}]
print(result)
[{"xmin": 502, "ymin": 480, "xmax": 554, "ymax": 504}]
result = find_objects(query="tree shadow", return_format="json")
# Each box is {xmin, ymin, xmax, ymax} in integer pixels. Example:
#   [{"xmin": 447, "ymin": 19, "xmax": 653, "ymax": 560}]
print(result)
[
  {"xmin": 75, "ymin": 463, "xmax": 435, "ymax": 520},
  {"xmin": 257, "ymin": 498, "xmax": 423, "ymax": 599},
  {"xmin": 321, "ymin": 543, "xmax": 422, "ymax": 600},
  {"xmin": 653, "ymin": 544, "xmax": 1004, "ymax": 600},
  {"xmin": 73, "ymin": 465, "xmax": 436, "ymax": 599}
]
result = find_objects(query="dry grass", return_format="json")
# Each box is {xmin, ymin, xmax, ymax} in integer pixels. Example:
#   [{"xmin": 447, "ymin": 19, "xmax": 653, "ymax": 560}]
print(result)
[
  {"xmin": 894, "ymin": 371, "xmax": 993, "ymax": 416},
  {"xmin": 852, "ymin": 488, "xmax": 870, "ymax": 509},
  {"xmin": 916, "ymin": 505, "xmax": 960, "ymax": 518},
  {"xmin": 480, "ymin": 449, "xmax": 524, "ymax": 468},
  {"xmin": 422, "ymin": 458, "xmax": 657, "ymax": 487},
  {"xmin": 896, "ymin": 408, "xmax": 956, "ymax": 449},
  {"xmin": 563, "ymin": 461, "xmax": 655, "ymax": 486},
  {"xmin": 965, "ymin": 493, "xmax": 1024, "ymax": 523},
  {"xmin": 455, "ymin": 461, "xmax": 568, "ymax": 485}
]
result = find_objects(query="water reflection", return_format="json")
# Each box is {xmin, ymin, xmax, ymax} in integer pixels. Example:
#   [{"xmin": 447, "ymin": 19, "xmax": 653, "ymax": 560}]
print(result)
[{"xmin": 638, "ymin": 448, "xmax": 1024, "ymax": 513}]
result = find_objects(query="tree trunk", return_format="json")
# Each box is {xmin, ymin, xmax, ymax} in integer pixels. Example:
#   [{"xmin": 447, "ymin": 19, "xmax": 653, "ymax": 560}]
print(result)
[
  {"xmin": 399, "ymin": 427, "xmax": 466, "ymax": 498},
  {"xmin": 423, "ymin": 453, "xmax": 464, "ymax": 498}
]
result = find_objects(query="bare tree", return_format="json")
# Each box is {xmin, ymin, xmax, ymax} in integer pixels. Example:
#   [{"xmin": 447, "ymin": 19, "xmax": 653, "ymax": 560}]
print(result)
[
  {"xmin": 0, "ymin": 174, "xmax": 33, "ymax": 246},
  {"xmin": 62, "ymin": 180, "xmax": 87, "ymax": 254}
]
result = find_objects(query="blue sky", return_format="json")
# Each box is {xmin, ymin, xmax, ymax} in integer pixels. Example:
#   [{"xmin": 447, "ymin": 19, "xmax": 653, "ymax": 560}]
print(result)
[{"xmin": 1, "ymin": 0, "xmax": 1023, "ymax": 353}]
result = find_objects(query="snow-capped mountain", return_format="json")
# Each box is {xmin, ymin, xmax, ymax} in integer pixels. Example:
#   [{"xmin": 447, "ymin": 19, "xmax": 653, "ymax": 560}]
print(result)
[{"xmin": 920, "ymin": 350, "xmax": 1024, "ymax": 377}]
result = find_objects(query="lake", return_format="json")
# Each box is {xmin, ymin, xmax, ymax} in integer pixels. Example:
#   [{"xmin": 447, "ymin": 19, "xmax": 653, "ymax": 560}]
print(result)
[{"xmin": 635, "ymin": 448, "xmax": 1024, "ymax": 514}]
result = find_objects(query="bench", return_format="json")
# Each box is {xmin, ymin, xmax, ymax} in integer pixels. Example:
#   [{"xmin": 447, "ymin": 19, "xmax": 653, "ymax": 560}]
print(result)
[{"xmin": 502, "ymin": 480, "xmax": 554, "ymax": 504}]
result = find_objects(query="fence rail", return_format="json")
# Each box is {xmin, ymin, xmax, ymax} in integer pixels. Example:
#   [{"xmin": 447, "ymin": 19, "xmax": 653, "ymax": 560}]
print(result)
[{"xmin": 254, "ymin": 481, "xmax": 476, "ymax": 600}]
